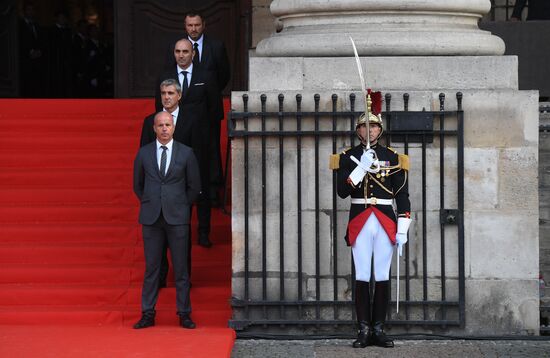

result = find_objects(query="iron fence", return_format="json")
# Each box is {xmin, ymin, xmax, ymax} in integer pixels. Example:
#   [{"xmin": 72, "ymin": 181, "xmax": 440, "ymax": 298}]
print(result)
[{"xmin": 227, "ymin": 92, "xmax": 465, "ymax": 336}]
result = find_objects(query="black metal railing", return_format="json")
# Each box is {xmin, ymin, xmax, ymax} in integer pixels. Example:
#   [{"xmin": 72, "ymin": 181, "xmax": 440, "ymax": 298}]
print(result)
[
  {"xmin": 228, "ymin": 92, "xmax": 465, "ymax": 336},
  {"xmin": 539, "ymin": 103, "xmax": 550, "ymax": 334}
]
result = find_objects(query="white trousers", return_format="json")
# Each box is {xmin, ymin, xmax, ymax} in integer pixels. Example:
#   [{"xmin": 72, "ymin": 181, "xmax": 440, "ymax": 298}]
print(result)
[{"xmin": 352, "ymin": 213, "xmax": 394, "ymax": 282}]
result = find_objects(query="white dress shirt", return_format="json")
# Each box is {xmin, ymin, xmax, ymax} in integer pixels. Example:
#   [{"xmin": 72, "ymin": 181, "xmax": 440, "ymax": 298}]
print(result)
[
  {"xmin": 164, "ymin": 106, "xmax": 179, "ymax": 126},
  {"xmin": 156, "ymin": 139, "xmax": 174, "ymax": 175},
  {"xmin": 177, "ymin": 64, "xmax": 193, "ymax": 90}
]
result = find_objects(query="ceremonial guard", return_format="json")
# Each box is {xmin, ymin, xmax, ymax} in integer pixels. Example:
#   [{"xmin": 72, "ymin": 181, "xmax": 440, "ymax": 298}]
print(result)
[{"xmin": 331, "ymin": 90, "xmax": 412, "ymax": 348}]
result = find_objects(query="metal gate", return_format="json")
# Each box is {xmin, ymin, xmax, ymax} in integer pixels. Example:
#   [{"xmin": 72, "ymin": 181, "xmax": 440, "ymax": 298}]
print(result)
[{"xmin": 227, "ymin": 92, "xmax": 465, "ymax": 336}]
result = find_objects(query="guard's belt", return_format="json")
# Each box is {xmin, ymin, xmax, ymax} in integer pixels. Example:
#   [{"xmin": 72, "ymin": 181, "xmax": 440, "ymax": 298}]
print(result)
[{"xmin": 351, "ymin": 198, "xmax": 393, "ymax": 206}]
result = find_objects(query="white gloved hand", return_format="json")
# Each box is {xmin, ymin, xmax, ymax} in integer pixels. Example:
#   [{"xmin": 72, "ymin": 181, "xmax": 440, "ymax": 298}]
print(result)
[
  {"xmin": 396, "ymin": 233, "xmax": 407, "ymax": 256},
  {"xmin": 396, "ymin": 232, "xmax": 408, "ymax": 246},
  {"xmin": 396, "ymin": 217, "xmax": 412, "ymax": 256},
  {"xmin": 348, "ymin": 155, "xmax": 367, "ymax": 186},
  {"xmin": 361, "ymin": 149, "xmax": 380, "ymax": 173},
  {"xmin": 360, "ymin": 150, "xmax": 374, "ymax": 168}
]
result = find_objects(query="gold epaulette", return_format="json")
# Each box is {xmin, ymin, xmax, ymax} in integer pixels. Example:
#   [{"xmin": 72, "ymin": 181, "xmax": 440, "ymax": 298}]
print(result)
[
  {"xmin": 329, "ymin": 148, "xmax": 351, "ymax": 170},
  {"xmin": 387, "ymin": 146, "xmax": 397, "ymax": 154},
  {"xmin": 329, "ymin": 154, "xmax": 340, "ymax": 170},
  {"xmin": 399, "ymin": 154, "xmax": 410, "ymax": 171}
]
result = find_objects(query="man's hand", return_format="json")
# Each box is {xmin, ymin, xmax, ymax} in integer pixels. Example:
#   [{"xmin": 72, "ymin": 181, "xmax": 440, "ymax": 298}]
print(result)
[
  {"xmin": 396, "ymin": 217, "xmax": 412, "ymax": 256},
  {"xmin": 396, "ymin": 232, "xmax": 408, "ymax": 246}
]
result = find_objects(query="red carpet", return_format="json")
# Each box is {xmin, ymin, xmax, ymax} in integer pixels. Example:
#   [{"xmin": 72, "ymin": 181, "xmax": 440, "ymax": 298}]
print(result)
[{"xmin": 0, "ymin": 99, "xmax": 234, "ymax": 357}]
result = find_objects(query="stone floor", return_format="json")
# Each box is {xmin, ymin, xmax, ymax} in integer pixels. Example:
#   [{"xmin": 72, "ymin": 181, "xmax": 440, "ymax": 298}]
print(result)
[{"xmin": 231, "ymin": 338, "xmax": 550, "ymax": 358}]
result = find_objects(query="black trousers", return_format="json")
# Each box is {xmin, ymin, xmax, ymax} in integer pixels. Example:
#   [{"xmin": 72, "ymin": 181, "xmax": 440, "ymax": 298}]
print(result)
[
  {"xmin": 141, "ymin": 214, "xmax": 191, "ymax": 315},
  {"xmin": 209, "ymin": 119, "xmax": 223, "ymax": 196}
]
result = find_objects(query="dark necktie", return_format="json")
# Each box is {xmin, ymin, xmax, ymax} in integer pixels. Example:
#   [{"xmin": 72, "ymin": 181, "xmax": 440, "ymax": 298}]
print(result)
[
  {"xmin": 181, "ymin": 71, "xmax": 189, "ymax": 92},
  {"xmin": 193, "ymin": 42, "xmax": 200, "ymax": 67},
  {"xmin": 160, "ymin": 146, "xmax": 167, "ymax": 177},
  {"xmin": 28, "ymin": 21, "xmax": 37, "ymax": 38}
]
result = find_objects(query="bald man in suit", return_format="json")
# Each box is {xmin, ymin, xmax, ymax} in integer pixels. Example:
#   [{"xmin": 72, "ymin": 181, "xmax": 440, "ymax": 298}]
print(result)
[
  {"xmin": 156, "ymin": 38, "xmax": 221, "ymax": 249},
  {"xmin": 133, "ymin": 111, "xmax": 201, "ymax": 329}
]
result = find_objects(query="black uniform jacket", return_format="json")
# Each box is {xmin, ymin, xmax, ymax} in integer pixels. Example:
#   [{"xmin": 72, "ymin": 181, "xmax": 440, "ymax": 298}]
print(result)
[{"xmin": 336, "ymin": 143, "xmax": 410, "ymax": 246}]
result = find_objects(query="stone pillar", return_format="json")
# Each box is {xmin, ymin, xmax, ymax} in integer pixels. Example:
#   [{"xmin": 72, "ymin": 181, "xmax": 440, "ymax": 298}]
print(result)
[{"xmin": 233, "ymin": 0, "xmax": 539, "ymax": 336}]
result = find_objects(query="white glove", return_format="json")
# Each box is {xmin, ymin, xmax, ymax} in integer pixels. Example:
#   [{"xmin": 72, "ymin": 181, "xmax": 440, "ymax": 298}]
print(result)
[
  {"xmin": 361, "ymin": 149, "xmax": 380, "ymax": 173},
  {"xmin": 396, "ymin": 232, "xmax": 408, "ymax": 246},
  {"xmin": 360, "ymin": 150, "xmax": 374, "ymax": 168},
  {"xmin": 396, "ymin": 217, "xmax": 412, "ymax": 256},
  {"xmin": 348, "ymin": 155, "xmax": 367, "ymax": 186}
]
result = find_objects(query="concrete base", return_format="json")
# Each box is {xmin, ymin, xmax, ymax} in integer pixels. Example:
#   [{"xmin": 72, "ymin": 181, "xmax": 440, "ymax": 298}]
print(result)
[
  {"xmin": 231, "ymin": 55, "xmax": 539, "ymax": 335},
  {"xmin": 248, "ymin": 55, "xmax": 518, "ymax": 92}
]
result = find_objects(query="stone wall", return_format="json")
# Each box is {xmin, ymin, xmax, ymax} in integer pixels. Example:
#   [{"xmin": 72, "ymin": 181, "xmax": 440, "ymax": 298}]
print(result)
[{"xmin": 231, "ymin": 54, "xmax": 540, "ymax": 335}]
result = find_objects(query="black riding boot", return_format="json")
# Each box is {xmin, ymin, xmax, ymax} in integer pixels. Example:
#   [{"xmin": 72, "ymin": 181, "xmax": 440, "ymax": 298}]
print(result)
[
  {"xmin": 352, "ymin": 280, "xmax": 372, "ymax": 348},
  {"xmin": 371, "ymin": 281, "xmax": 394, "ymax": 348}
]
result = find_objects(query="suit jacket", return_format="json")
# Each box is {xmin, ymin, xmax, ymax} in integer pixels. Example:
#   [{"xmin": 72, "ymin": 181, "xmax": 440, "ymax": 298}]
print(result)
[
  {"xmin": 19, "ymin": 18, "xmax": 43, "ymax": 62},
  {"xmin": 133, "ymin": 141, "xmax": 201, "ymax": 225},
  {"xmin": 163, "ymin": 34, "xmax": 229, "ymax": 118},
  {"xmin": 336, "ymin": 143, "xmax": 410, "ymax": 246},
  {"xmin": 140, "ymin": 110, "xmax": 194, "ymax": 150},
  {"xmin": 164, "ymin": 35, "xmax": 230, "ymax": 91},
  {"xmin": 154, "ymin": 66, "xmax": 222, "ymax": 125},
  {"xmin": 196, "ymin": 35, "xmax": 230, "ymax": 93}
]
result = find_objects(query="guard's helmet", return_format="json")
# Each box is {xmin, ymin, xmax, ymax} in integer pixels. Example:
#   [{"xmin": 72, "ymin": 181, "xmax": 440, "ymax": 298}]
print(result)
[{"xmin": 356, "ymin": 90, "xmax": 383, "ymax": 130}]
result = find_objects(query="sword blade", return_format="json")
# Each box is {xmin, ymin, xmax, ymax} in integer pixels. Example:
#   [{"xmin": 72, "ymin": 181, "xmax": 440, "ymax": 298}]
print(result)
[
  {"xmin": 397, "ymin": 246, "xmax": 400, "ymax": 314},
  {"xmin": 349, "ymin": 36, "xmax": 371, "ymax": 149}
]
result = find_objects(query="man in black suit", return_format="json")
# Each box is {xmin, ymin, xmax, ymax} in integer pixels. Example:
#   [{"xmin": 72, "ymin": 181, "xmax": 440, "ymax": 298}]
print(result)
[
  {"xmin": 163, "ymin": 11, "xmax": 230, "ymax": 205},
  {"xmin": 133, "ymin": 111, "xmax": 201, "ymax": 329},
  {"xmin": 72, "ymin": 20, "xmax": 88, "ymax": 97},
  {"xmin": 48, "ymin": 10, "xmax": 72, "ymax": 98},
  {"xmin": 155, "ymin": 38, "xmax": 221, "ymax": 249},
  {"xmin": 19, "ymin": 2, "xmax": 45, "ymax": 97}
]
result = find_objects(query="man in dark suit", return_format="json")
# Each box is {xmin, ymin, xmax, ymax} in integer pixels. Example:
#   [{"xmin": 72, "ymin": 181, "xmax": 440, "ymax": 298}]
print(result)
[
  {"xmin": 47, "ymin": 10, "xmax": 73, "ymax": 98},
  {"xmin": 19, "ymin": 2, "xmax": 45, "ymax": 97},
  {"xmin": 71, "ymin": 19, "xmax": 88, "ymax": 97},
  {"xmin": 133, "ymin": 111, "xmax": 201, "ymax": 329},
  {"xmin": 155, "ymin": 38, "xmax": 221, "ymax": 249},
  {"xmin": 142, "ymin": 78, "xmax": 202, "ymax": 288},
  {"xmin": 163, "ymin": 11, "xmax": 230, "ymax": 205}
]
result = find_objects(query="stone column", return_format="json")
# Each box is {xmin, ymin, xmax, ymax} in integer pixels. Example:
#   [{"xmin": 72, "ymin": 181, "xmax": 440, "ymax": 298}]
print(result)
[
  {"xmin": 233, "ymin": 0, "xmax": 539, "ymax": 336},
  {"xmin": 256, "ymin": 0, "xmax": 505, "ymax": 56}
]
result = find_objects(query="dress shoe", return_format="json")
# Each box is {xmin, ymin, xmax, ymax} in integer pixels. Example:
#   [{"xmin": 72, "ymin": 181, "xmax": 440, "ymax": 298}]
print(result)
[
  {"xmin": 179, "ymin": 315, "xmax": 196, "ymax": 329},
  {"xmin": 133, "ymin": 310, "xmax": 155, "ymax": 329},
  {"xmin": 352, "ymin": 321, "xmax": 372, "ymax": 348},
  {"xmin": 198, "ymin": 236, "xmax": 213, "ymax": 248},
  {"xmin": 371, "ymin": 321, "xmax": 394, "ymax": 348}
]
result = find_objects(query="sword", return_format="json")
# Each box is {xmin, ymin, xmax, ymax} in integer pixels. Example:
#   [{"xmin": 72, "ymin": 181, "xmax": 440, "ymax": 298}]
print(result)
[
  {"xmin": 396, "ymin": 244, "xmax": 400, "ymax": 314},
  {"xmin": 349, "ymin": 36, "xmax": 371, "ymax": 150}
]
